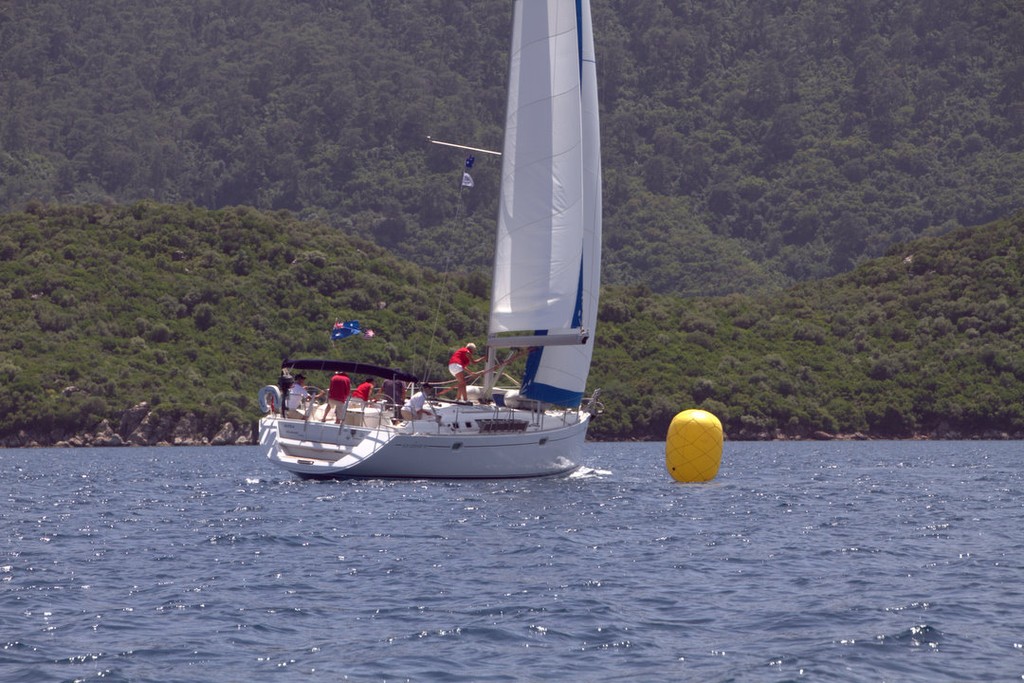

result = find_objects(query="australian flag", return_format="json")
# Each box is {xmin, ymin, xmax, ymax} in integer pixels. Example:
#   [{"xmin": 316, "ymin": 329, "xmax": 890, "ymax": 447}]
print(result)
[{"xmin": 331, "ymin": 320, "xmax": 362, "ymax": 340}]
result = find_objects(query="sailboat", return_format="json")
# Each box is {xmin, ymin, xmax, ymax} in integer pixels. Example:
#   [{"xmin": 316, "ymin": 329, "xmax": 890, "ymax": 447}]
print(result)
[{"xmin": 257, "ymin": 0, "xmax": 603, "ymax": 479}]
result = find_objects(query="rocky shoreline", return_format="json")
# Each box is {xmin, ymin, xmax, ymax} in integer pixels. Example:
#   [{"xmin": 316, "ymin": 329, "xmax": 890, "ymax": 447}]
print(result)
[
  {"xmin": 735, "ymin": 426, "xmax": 1022, "ymax": 441},
  {"xmin": 0, "ymin": 402, "xmax": 255, "ymax": 448},
  {"xmin": 1, "ymin": 403, "xmax": 1019, "ymax": 448}
]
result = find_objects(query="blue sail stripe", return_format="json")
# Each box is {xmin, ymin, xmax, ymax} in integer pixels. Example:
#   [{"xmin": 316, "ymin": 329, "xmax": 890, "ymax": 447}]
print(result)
[{"xmin": 576, "ymin": 0, "xmax": 584, "ymax": 79}]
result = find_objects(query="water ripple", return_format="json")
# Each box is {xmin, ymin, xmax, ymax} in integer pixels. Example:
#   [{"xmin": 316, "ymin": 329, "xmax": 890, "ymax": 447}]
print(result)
[{"xmin": 2, "ymin": 442, "xmax": 1023, "ymax": 681}]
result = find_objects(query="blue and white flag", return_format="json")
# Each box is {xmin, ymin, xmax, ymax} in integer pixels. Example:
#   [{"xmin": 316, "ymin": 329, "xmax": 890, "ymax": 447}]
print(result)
[{"xmin": 331, "ymin": 320, "xmax": 362, "ymax": 340}]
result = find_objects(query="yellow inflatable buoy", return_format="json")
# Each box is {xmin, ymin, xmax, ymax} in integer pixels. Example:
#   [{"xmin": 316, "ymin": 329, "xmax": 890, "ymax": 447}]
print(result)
[{"xmin": 666, "ymin": 409, "xmax": 723, "ymax": 482}]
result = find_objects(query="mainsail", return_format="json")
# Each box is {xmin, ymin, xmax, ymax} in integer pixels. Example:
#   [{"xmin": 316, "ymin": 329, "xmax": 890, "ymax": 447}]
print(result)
[{"xmin": 488, "ymin": 0, "xmax": 602, "ymax": 407}]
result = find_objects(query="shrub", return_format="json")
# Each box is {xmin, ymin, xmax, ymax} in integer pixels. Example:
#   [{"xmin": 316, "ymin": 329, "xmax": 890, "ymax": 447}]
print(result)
[
  {"xmin": 147, "ymin": 323, "xmax": 172, "ymax": 343},
  {"xmin": 194, "ymin": 303, "xmax": 216, "ymax": 331},
  {"xmin": 0, "ymin": 362, "xmax": 20, "ymax": 383}
]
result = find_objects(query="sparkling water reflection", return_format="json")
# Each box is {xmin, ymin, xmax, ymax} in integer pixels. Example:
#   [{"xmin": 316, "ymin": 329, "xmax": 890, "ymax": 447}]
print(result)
[{"xmin": 1, "ymin": 441, "xmax": 1022, "ymax": 681}]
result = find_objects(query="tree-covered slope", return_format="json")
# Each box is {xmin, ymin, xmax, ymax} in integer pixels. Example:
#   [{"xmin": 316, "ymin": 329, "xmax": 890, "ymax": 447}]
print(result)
[
  {"xmin": 2, "ymin": 0, "xmax": 1022, "ymax": 296},
  {"xmin": 0, "ymin": 201, "xmax": 493, "ymax": 443},
  {"xmin": 2, "ymin": 202, "xmax": 1022, "ymax": 444},
  {"xmin": 590, "ymin": 209, "xmax": 1024, "ymax": 440}
]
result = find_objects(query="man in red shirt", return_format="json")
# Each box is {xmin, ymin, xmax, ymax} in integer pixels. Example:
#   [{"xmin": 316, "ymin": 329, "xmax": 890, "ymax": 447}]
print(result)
[
  {"xmin": 322, "ymin": 370, "xmax": 351, "ymax": 423},
  {"xmin": 351, "ymin": 377, "xmax": 375, "ymax": 405}
]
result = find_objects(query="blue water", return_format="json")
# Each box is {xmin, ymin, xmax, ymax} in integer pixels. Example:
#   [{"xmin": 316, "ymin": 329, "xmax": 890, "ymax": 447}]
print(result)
[{"xmin": 2, "ymin": 441, "xmax": 1022, "ymax": 682}]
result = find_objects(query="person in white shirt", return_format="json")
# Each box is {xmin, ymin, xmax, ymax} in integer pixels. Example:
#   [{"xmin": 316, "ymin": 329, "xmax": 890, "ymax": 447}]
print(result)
[
  {"xmin": 287, "ymin": 374, "xmax": 320, "ymax": 419},
  {"xmin": 401, "ymin": 383, "xmax": 435, "ymax": 420}
]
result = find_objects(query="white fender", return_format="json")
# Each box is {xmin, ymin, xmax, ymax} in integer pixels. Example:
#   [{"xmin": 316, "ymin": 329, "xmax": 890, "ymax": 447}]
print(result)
[{"xmin": 258, "ymin": 385, "xmax": 282, "ymax": 414}]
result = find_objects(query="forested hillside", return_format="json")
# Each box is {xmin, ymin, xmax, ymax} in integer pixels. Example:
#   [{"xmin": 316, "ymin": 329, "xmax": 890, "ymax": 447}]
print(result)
[
  {"xmin": 594, "ymin": 209, "xmax": 1024, "ymax": 440},
  {"xmin": 2, "ymin": 0, "xmax": 1022, "ymax": 295},
  {"xmin": 2, "ymin": 202, "xmax": 1023, "ymax": 445}
]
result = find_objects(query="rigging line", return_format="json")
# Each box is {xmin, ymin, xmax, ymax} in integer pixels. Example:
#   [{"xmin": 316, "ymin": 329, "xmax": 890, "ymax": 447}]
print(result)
[
  {"xmin": 420, "ymin": 181, "xmax": 468, "ymax": 382},
  {"xmin": 431, "ymin": 348, "xmax": 520, "ymax": 390}
]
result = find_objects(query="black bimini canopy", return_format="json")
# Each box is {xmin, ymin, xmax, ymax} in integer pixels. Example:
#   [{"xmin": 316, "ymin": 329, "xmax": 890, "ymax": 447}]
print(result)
[{"xmin": 281, "ymin": 358, "xmax": 418, "ymax": 383}]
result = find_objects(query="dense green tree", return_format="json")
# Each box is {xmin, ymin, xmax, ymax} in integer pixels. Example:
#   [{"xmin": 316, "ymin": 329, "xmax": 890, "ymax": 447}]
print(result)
[{"xmin": 2, "ymin": 0, "xmax": 1022, "ymax": 297}]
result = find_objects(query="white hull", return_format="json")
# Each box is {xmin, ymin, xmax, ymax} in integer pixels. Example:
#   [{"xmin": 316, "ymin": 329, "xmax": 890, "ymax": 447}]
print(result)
[{"xmin": 259, "ymin": 402, "xmax": 588, "ymax": 479}]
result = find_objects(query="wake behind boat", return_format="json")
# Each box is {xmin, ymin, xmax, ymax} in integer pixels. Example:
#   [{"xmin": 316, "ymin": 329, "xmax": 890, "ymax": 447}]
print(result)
[{"xmin": 258, "ymin": 0, "xmax": 604, "ymax": 479}]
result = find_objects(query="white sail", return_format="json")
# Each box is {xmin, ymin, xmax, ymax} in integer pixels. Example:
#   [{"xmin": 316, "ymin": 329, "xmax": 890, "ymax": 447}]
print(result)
[
  {"xmin": 489, "ymin": 0, "xmax": 585, "ymax": 336},
  {"xmin": 490, "ymin": 0, "xmax": 601, "ymax": 407}
]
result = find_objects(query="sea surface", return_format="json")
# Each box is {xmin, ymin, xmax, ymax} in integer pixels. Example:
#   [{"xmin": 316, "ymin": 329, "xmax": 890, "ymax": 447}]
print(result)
[{"xmin": 1, "ymin": 441, "xmax": 1022, "ymax": 682}]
